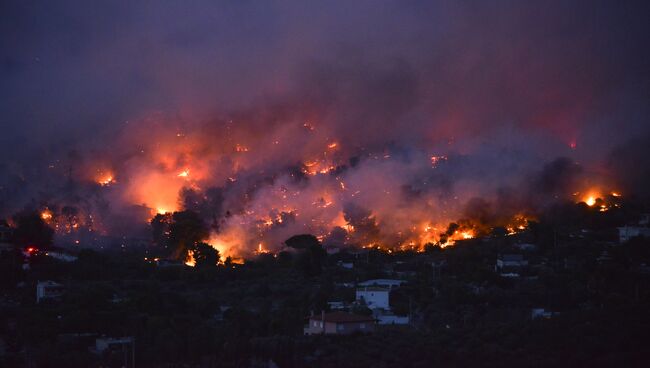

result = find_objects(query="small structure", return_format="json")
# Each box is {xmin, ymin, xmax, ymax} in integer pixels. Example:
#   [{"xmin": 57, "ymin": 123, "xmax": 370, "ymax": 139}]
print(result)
[
  {"xmin": 45, "ymin": 251, "xmax": 78, "ymax": 262},
  {"xmin": 514, "ymin": 243, "xmax": 537, "ymax": 251},
  {"xmin": 373, "ymin": 309, "xmax": 409, "ymax": 325},
  {"xmin": 496, "ymin": 254, "xmax": 528, "ymax": 268},
  {"xmin": 304, "ymin": 312, "xmax": 375, "ymax": 335},
  {"xmin": 531, "ymin": 308, "xmax": 554, "ymax": 320},
  {"xmin": 358, "ymin": 279, "xmax": 404, "ymax": 290},
  {"xmin": 617, "ymin": 226, "xmax": 650, "ymax": 244},
  {"xmin": 495, "ymin": 254, "xmax": 528, "ymax": 277},
  {"xmin": 36, "ymin": 281, "xmax": 65, "ymax": 303},
  {"xmin": 337, "ymin": 261, "xmax": 353, "ymax": 269},
  {"xmin": 327, "ymin": 301, "xmax": 347, "ymax": 310},
  {"xmin": 356, "ymin": 287, "xmax": 390, "ymax": 310},
  {"xmin": 155, "ymin": 259, "xmax": 185, "ymax": 268},
  {"xmin": 94, "ymin": 336, "xmax": 134, "ymax": 353}
]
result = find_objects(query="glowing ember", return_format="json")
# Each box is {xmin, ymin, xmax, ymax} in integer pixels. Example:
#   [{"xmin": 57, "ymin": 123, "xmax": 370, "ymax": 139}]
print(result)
[
  {"xmin": 177, "ymin": 169, "xmax": 190, "ymax": 178},
  {"xmin": 96, "ymin": 172, "xmax": 115, "ymax": 186},
  {"xmin": 41, "ymin": 210, "xmax": 53, "ymax": 221},
  {"xmin": 430, "ymin": 155, "xmax": 448, "ymax": 167}
]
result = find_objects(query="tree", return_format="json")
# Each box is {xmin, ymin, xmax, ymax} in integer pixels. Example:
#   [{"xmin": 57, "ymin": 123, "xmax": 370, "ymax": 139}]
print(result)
[
  {"xmin": 12, "ymin": 210, "xmax": 54, "ymax": 248},
  {"xmin": 168, "ymin": 210, "xmax": 209, "ymax": 259},
  {"xmin": 192, "ymin": 242, "xmax": 220, "ymax": 268},
  {"xmin": 285, "ymin": 234, "xmax": 326, "ymax": 277},
  {"xmin": 151, "ymin": 212, "xmax": 173, "ymax": 247}
]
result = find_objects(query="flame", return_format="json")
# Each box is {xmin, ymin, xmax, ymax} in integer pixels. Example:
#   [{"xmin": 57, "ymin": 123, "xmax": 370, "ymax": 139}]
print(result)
[
  {"xmin": 184, "ymin": 250, "xmax": 196, "ymax": 267},
  {"xmin": 430, "ymin": 155, "xmax": 448, "ymax": 167},
  {"xmin": 585, "ymin": 196, "xmax": 597, "ymax": 207},
  {"xmin": 41, "ymin": 209, "xmax": 53, "ymax": 221},
  {"xmin": 177, "ymin": 169, "xmax": 190, "ymax": 178},
  {"xmin": 96, "ymin": 171, "xmax": 115, "ymax": 186}
]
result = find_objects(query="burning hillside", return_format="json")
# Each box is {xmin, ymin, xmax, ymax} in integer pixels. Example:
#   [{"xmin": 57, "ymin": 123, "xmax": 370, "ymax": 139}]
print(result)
[
  {"xmin": 0, "ymin": 1, "xmax": 648, "ymax": 261},
  {"xmin": 8, "ymin": 112, "xmax": 632, "ymax": 261}
]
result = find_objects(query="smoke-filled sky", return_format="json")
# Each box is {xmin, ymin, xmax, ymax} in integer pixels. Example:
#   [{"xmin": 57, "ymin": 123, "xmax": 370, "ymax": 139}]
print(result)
[{"xmin": 1, "ymin": 1, "xmax": 649, "ymax": 255}]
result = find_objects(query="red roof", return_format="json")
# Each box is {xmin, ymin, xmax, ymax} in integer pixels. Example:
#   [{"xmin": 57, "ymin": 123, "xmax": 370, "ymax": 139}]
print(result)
[{"xmin": 310, "ymin": 312, "xmax": 375, "ymax": 323}]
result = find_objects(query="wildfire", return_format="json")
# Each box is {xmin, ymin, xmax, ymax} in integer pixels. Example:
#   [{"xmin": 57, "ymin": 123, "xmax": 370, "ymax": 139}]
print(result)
[
  {"xmin": 235, "ymin": 144, "xmax": 249, "ymax": 152},
  {"xmin": 585, "ymin": 196, "xmax": 597, "ymax": 207},
  {"xmin": 96, "ymin": 171, "xmax": 115, "ymax": 186},
  {"xmin": 430, "ymin": 155, "xmax": 448, "ymax": 167},
  {"xmin": 185, "ymin": 250, "xmax": 196, "ymax": 267},
  {"xmin": 177, "ymin": 169, "xmax": 190, "ymax": 178},
  {"xmin": 40, "ymin": 209, "xmax": 53, "ymax": 221},
  {"xmin": 256, "ymin": 242, "xmax": 270, "ymax": 254}
]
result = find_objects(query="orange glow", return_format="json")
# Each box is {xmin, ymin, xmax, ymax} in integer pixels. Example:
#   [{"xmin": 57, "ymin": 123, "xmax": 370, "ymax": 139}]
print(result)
[
  {"xmin": 585, "ymin": 196, "xmax": 596, "ymax": 206},
  {"xmin": 96, "ymin": 171, "xmax": 115, "ymax": 186},
  {"xmin": 177, "ymin": 169, "xmax": 190, "ymax": 178},
  {"xmin": 40, "ymin": 210, "xmax": 53, "ymax": 221},
  {"xmin": 430, "ymin": 155, "xmax": 448, "ymax": 167},
  {"xmin": 185, "ymin": 250, "xmax": 196, "ymax": 267}
]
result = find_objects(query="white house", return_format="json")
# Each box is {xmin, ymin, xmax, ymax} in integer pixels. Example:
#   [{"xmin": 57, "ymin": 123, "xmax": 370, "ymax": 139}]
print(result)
[
  {"xmin": 373, "ymin": 309, "xmax": 409, "ymax": 325},
  {"xmin": 358, "ymin": 279, "xmax": 405, "ymax": 290},
  {"xmin": 356, "ymin": 287, "xmax": 390, "ymax": 310},
  {"xmin": 617, "ymin": 226, "xmax": 650, "ymax": 243},
  {"xmin": 36, "ymin": 281, "xmax": 65, "ymax": 303}
]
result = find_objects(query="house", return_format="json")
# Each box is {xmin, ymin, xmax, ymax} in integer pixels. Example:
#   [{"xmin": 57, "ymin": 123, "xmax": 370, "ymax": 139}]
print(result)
[
  {"xmin": 358, "ymin": 279, "xmax": 405, "ymax": 290},
  {"xmin": 514, "ymin": 243, "xmax": 537, "ymax": 251},
  {"xmin": 495, "ymin": 254, "xmax": 528, "ymax": 277},
  {"xmin": 93, "ymin": 336, "xmax": 134, "ymax": 353},
  {"xmin": 327, "ymin": 301, "xmax": 347, "ymax": 310},
  {"xmin": 304, "ymin": 312, "xmax": 375, "ymax": 335},
  {"xmin": 155, "ymin": 259, "xmax": 185, "ymax": 268},
  {"xmin": 45, "ymin": 251, "xmax": 78, "ymax": 262},
  {"xmin": 36, "ymin": 281, "xmax": 65, "ymax": 303},
  {"xmin": 337, "ymin": 261, "xmax": 353, "ymax": 269},
  {"xmin": 617, "ymin": 226, "xmax": 650, "ymax": 243},
  {"xmin": 356, "ymin": 287, "xmax": 390, "ymax": 310},
  {"xmin": 496, "ymin": 254, "xmax": 528, "ymax": 269},
  {"xmin": 531, "ymin": 308, "xmax": 555, "ymax": 320},
  {"xmin": 373, "ymin": 309, "xmax": 409, "ymax": 325}
]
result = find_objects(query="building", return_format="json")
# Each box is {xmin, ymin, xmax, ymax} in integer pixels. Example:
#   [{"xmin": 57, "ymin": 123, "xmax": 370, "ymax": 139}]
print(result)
[
  {"xmin": 304, "ymin": 312, "xmax": 375, "ymax": 335},
  {"xmin": 327, "ymin": 301, "xmax": 347, "ymax": 310},
  {"xmin": 373, "ymin": 309, "xmax": 409, "ymax": 325},
  {"xmin": 358, "ymin": 279, "xmax": 405, "ymax": 290},
  {"xmin": 531, "ymin": 308, "xmax": 554, "ymax": 320},
  {"xmin": 617, "ymin": 226, "xmax": 650, "ymax": 243},
  {"xmin": 495, "ymin": 254, "xmax": 528, "ymax": 277},
  {"xmin": 356, "ymin": 287, "xmax": 390, "ymax": 309},
  {"xmin": 36, "ymin": 281, "xmax": 65, "ymax": 303},
  {"xmin": 45, "ymin": 251, "xmax": 78, "ymax": 262},
  {"xmin": 337, "ymin": 261, "xmax": 353, "ymax": 269},
  {"xmin": 94, "ymin": 336, "xmax": 134, "ymax": 353},
  {"xmin": 496, "ymin": 254, "xmax": 528, "ymax": 268}
]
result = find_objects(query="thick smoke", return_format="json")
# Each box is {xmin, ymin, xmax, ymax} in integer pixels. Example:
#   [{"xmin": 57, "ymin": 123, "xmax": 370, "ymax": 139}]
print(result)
[{"xmin": 0, "ymin": 1, "xmax": 649, "ymax": 255}]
